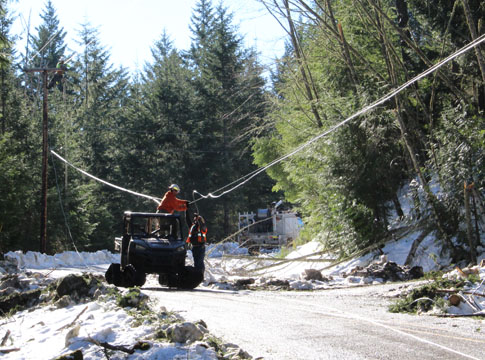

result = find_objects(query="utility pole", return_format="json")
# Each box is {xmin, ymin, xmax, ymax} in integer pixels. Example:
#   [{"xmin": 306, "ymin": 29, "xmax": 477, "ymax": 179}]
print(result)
[{"xmin": 24, "ymin": 67, "xmax": 64, "ymax": 254}]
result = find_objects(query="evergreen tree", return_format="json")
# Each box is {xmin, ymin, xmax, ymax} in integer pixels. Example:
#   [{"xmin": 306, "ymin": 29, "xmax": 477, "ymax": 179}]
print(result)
[
  {"xmin": 120, "ymin": 31, "xmax": 197, "ymax": 214},
  {"xmin": 0, "ymin": 0, "xmax": 43, "ymax": 252},
  {"xmin": 254, "ymin": 0, "xmax": 484, "ymax": 257},
  {"xmin": 74, "ymin": 22, "xmax": 130, "ymax": 175},
  {"xmin": 5, "ymin": 0, "xmax": 481, "ymax": 259},
  {"xmin": 30, "ymin": 0, "xmax": 66, "ymax": 68},
  {"xmin": 0, "ymin": 0, "xmax": 9, "ymax": 68},
  {"xmin": 29, "ymin": 22, "xmax": 132, "ymax": 252},
  {"xmin": 0, "ymin": 0, "xmax": 12, "ymax": 133},
  {"xmin": 66, "ymin": 22, "xmax": 131, "ymax": 250},
  {"xmin": 187, "ymin": 0, "xmax": 273, "ymax": 238}
]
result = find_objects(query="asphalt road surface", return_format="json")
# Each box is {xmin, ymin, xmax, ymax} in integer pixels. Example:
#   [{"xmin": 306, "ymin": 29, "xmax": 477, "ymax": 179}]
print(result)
[{"xmin": 143, "ymin": 280, "xmax": 485, "ymax": 360}]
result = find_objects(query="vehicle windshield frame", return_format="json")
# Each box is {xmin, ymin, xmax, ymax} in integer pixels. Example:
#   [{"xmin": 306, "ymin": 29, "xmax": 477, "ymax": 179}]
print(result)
[{"xmin": 125, "ymin": 213, "xmax": 182, "ymax": 240}]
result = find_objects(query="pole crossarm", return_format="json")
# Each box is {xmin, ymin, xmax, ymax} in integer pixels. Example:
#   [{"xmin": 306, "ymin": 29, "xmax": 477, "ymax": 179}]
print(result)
[{"xmin": 23, "ymin": 67, "xmax": 64, "ymax": 73}]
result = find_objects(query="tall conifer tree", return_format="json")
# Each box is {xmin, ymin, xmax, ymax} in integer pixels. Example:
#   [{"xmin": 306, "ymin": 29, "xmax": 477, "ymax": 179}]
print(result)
[
  {"xmin": 30, "ymin": 0, "xmax": 66, "ymax": 68},
  {"xmin": 188, "ymin": 0, "xmax": 272, "ymax": 237}
]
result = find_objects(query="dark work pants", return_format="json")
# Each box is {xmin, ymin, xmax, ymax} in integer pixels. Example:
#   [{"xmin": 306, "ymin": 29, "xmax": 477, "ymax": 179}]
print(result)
[{"xmin": 192, "ymin": 245, "xmax": 206, "ymax": 271}]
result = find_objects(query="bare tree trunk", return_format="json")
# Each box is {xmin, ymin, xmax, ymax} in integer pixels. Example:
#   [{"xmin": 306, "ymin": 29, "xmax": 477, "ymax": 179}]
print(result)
[
  {"xmin": 394, "ymin": 100, "xmax": 453, "ymax": 249},
  {"xmin": 464, "ymin": 181, "xmax": 477, "ymax": 264},
  {"xmin": 429, "ymin": 0, "xmax": 460, "ymax": 114},
  {"xmin": 405, "ymin": 228, "xmax": 432, "ymax": 265},
  {"xmin": 395, "ymin": 0, "xmax": 412, "ymax": 65},
  {"xmin": 324, "ymin": 0, "xmax": 360, "ymax": 94},
  {"xmin": 461, "ymin": 0, "xmax": 485, "ymax": 84},
  {"xmin": 357, "ymin": 0, "xmax": 432, "ymax": 122},
  {"xmin": 367, "ymin": 0, "xmax": 470, "ymax": 104},
  {"xmin": 471, "ymin": 187, "xmax": 485, "ymax": 226},
  {"xmin": 461, "ymin": 0, "xmax": 485, "ymax": 110},
  {"xmin": 1, "ymin": 67, "xmax": 5, "ymax": 135},
  {"xmin": 392, "ymin": 194, "xmax": 404, "ymax": 218},
  {"xmin": 283, "ymin": 0, "xmax": 323, "ymax": 128},
  {"xmin": 282, "ymin": 0, "xmax": 387, "ymax": 83},
  {"xmin": 376, "ymin": 0, "xmax": 454, "ymax": 250}
]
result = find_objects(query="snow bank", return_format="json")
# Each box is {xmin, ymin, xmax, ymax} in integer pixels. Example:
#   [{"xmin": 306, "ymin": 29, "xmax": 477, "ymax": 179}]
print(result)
[
  {"xmin": 258, "ymin": 228, "xmax": 459, "ymax": 287},
  {"xmin": 4, "ymin": 243, "xmax": 249, "ymax": 270},
  {"xmin": 5, "ymin": 250, "xmax": 119, "ymax": 269},
  {"xmin": 206, "ymin": 242, "xmax": 249, "ymax": 258},
  {"xmin": 285, "ymin": 241, "xmax": 323, "ymax": 260}
]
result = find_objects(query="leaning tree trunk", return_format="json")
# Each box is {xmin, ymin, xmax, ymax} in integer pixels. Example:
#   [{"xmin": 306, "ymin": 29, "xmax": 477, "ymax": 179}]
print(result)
[
  {"xmin": 461, "ymin": 0, "xmax": 485, "ymax": 110},
  {"xmin": 283, "ymin": 0, "xmax": 323, "ymax": 128},
  {"xmin": 376, "ymin": 0, "xmax": 454, "ymax": 250}
]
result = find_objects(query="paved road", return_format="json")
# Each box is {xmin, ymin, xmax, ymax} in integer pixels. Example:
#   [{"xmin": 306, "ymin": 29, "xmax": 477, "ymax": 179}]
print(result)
[{"xmin": 143, "ymin": 280, "xmax": 485, "ymax": 360}]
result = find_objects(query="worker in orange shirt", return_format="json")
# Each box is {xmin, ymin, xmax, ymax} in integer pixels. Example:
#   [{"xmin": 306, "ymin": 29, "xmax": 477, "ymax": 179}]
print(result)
[{"xmin": 157, "ymin": 184, "xmax": 189, "ymax": 214}]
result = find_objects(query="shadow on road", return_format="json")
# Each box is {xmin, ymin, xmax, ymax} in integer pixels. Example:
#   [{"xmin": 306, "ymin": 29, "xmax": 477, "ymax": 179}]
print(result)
[{"xmin": 141, "ymin": 286, "xmax": 238, "ymax": 294}]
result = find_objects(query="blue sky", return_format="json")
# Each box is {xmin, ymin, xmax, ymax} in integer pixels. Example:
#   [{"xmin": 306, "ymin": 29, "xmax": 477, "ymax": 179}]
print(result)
[{"xmin": 10, "ymin": 0, "xmax": 287, "ymax": 75}]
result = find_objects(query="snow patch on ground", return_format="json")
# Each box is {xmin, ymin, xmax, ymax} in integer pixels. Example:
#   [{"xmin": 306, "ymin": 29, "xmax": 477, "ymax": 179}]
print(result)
[
  {"xmin": 206, "ymin": 242, "xmax": 249, "ymax": 258},
  {"xmin": 2, "ymin": 297, "xmax": 218, "ymax": 360}
]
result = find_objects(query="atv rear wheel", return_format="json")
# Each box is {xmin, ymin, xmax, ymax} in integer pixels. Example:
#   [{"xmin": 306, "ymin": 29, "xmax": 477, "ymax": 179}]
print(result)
[
  {"xmin": 158, "ymin": 273, "xmax": 168, "ymax": 287},
  {"xmin": 178, "ymin": 266, "xmax": 204, "ymax": 289},
  {"xmin": 158, "ymin": 273, "xmax": 181, "ymax": 288}
]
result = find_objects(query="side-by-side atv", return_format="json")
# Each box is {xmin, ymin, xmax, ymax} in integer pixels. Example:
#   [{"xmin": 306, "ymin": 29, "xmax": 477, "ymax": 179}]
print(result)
[{"xmin": 105, "ymin": 211, "xmax": 203, "ymax": 289}]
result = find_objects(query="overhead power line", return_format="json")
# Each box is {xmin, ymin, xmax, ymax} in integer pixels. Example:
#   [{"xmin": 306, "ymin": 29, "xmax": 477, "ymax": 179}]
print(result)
[
  {"xmin": 27, "ymin": 28, "xmax": 63, "ymax": 64},
  {"xmin": 50, "ymin": 34, "xmax": 485, "ymax": 205},
  {"xmin": 50, "ymin": 150, "xmax": 162, "ymax": 204},
  {"xmin": 191, "ymin": 33, "xmax": 485, "ymax": 203}
]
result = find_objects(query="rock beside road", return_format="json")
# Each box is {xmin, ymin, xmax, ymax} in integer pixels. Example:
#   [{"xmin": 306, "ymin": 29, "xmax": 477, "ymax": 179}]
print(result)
[
  {"xmin": 0, "ymin": 267, "xmax": 255, "ymax": 360},
  {"xmin": 342, "ymin": 258, "xmax": 424, "ymax": 283}
]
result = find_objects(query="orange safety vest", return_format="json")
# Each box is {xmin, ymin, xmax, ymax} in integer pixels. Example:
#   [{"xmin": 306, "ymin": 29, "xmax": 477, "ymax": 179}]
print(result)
[{"xmin": 186, "ymin": 224, "xmax": 207, "ymax": 244}]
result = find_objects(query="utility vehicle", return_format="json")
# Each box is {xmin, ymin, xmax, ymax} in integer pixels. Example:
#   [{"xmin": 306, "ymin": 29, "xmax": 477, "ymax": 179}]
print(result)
[{"xmin": 105, "ymin": 211, "xmax": 203, "ymax": 289}]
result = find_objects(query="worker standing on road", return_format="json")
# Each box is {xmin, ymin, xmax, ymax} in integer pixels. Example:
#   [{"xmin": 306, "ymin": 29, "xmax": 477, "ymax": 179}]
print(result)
[
  {"xmin": 157, "ymin": 184, "xmax": 189, "ymax": 214},
  {"xmin": 187, "ymin": 213, "xmax": 208, "ymax": 271}
]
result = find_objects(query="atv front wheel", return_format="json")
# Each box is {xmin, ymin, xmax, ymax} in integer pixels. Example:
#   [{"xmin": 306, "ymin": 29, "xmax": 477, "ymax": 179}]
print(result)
[
  {"xmin": 123, "ymin": 264, "xmax": 147, "ymax": 287},
  {"xmin": 105, "ymin": 263, "xmax": 123, "ymax": 287}
]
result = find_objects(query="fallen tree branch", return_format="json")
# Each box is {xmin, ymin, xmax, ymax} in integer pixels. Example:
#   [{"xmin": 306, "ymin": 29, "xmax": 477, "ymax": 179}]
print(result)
[
  {"xmin": 57, "ymin": 305, "xmax": 88, "ymax": 331},
  {"xmin": 222, "ymin": 254, "xmax": 334, "ymax": 263},
  {"xmin": 1, "ymin": 330, "xmax": 10, "ymax": 346},
  {"xmin": 410, "ymin": 297, "xmax": 434, "ymax": 306},
  {"xmin": 86, "ymin": 337, "xmax": 135, "ymax": 355},
  {"xmin": 0, "ymin": 347, "xmax": 20, "ymax": 354},
  {"xmin": 435, "ymin": 289, "xmax": 485, "ymax": 298},
  {"xmin": 432, "ymin": 312, "xmax": 485, "ymax": 318}
]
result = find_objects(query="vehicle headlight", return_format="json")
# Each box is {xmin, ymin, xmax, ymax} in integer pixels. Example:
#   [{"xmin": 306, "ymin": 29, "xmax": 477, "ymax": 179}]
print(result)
[{"xmin": 175, "ymin": 245, "xmax": 185, "ymax": 252}]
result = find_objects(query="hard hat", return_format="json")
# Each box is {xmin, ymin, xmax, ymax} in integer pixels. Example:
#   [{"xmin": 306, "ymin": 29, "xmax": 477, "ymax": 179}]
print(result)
[{"xmin": 169, "ymin": 184, "xmax": 180, "ymax": 192}]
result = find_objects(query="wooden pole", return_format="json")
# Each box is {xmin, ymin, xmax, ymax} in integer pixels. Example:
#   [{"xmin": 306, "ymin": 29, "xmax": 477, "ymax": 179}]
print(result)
[
  {"xmin": 40, "ymin": 70, "xmax": 48, "ymax": 253},
  {"xmin": 23, "ymin": 67, "xmax": 64, "ymax": 254}
]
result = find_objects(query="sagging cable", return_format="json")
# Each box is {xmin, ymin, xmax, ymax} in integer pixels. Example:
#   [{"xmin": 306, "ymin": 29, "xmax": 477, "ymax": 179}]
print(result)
[
  {"xmin": 50, "ymin": 149, "xmax": 92, "ymax": 270},
  {"xmin": 191, "ymin": 33, "xmax": 485, "ymax": 203},
  {"xmin": 50, "ymin": 150, "xmax": 161, "ymax": 204}
]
